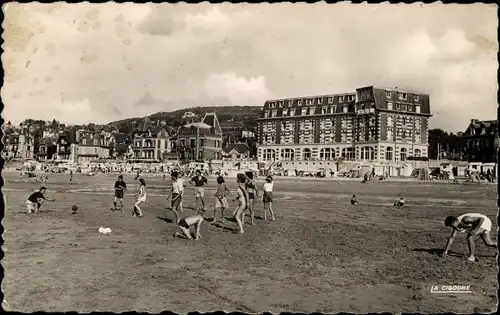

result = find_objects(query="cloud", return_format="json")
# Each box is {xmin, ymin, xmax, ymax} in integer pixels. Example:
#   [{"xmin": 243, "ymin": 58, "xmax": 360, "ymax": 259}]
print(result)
[{"xmin": 1, "ymin": 2, "xmax": 497, "ymax": 132}]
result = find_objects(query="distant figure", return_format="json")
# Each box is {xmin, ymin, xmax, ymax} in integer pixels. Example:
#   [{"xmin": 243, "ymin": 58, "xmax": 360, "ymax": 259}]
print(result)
[
  {"xmin": 443, "ymin": 213, "xmax": 497, "ymax": 262},
  {"xmin": 361, "ymin": 173, "xmax": 368, "ymax": 184},
  {"xmin": 394, "ymin": 197, "xmax": 405, "ymax": 208},
  {"xmin": 69, "ymin": 170, "xmax": 73, "ymax": 182},
  {"xmin": 351, "ymin": 195, "xmax": 358, "ymax": 205}
]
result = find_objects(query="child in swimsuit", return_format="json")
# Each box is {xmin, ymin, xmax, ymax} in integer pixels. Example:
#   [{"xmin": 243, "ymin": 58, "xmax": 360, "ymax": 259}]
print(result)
[{"xmin": 443, "ymin": 213, "xmax": 497, "ymax": 262}]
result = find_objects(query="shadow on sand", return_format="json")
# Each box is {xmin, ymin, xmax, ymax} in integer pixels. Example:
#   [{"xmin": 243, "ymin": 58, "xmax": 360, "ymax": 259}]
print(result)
[{"xmin": 412, "ymin": 248, "xmax": 496, "ymax": 258}]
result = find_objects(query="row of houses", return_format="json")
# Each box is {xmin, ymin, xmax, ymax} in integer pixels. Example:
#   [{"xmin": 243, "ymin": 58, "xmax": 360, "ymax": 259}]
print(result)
[{"xmin": 3, "ymin": 113, "xmax": 255, "ymax": 164}]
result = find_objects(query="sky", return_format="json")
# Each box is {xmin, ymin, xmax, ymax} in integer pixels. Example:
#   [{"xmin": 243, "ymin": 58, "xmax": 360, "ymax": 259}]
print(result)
[{"xmin": 1, "ymin": 2, "xmax": 498, "ymax": 132}]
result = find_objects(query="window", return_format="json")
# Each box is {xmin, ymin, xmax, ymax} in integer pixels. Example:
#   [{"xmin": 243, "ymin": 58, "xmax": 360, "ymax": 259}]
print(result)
[
  {"xmin": 271, "ymin": 110, "xmax": 277, "ymax": 117},
  {"xmin": 306, "ymin": 99, "xmax": 314, "ymax": 105},
  {"xmin": 347, "ymin": 95, "xmax": 355, "ymax": 102},
  {"xmin": 317, "ymin": 98, "xmax": 322, "ymax": 105},
  {"xmin": 288, "ymin": 100, "xmax": 293, "ymax": 106},
  {"xmin": 415, "ymin": 106, "xmax": 421, "ymax": 113},
  {"xmin": 289, "ymin": 109, "xmax": 295, "ymax": 117},
  {"xmin": 385, "ymin": 147, "xmax": 393, "ymax": 161},
  {"xmin": 330, "ymin": 105, "xmax": 337, "ymax": 114},
  {"xmin": 385, "ymin": 91, "xmax": 392, "ymax": 98},
  {"xmin": 339, "ymin": 96, "xmax": 345, "ymax": 103},
  {"xmin": 199, "ymin": 139, "xmax": 204, "ymax": 147},
  {"xmin": 278, "ymin": 101, "xmax": 284, "ymax": 108},
  {"xmin": 303, "ymin": 148, "xmax": 312, "ymax": 160},
  {"xmin": 319, "ymin": 148, "xmax": 335, "ymax": 160},
  {"xmin": 270, "ymin": 102, "xmax": 276, "ymax": 108},
  {"xmin": 387, "ymin": 102, "xmax": 393, "ymax": 110},
  {"xmin": 308, "ymin": 108, "xmax": 315, "ymax": 115},
  {"xmin": 360, "ymin": 147, "xmax": 375, "ymax": 160},
  {"xmin": 264, "ymin": 111, "xmax": 270, "ymax": 118},
  {"xmin": 413, "ymin": 95, "xmax": 420, "ymax": 102},
  {"xmin": 401, "ymin": 130, "xmax": 406, "ymax": 139},
  {"xmin": 282, "ymin": 109, "xmax": 289, "ymax": 117},
  {"xmin": 190, "ymin": 139, "xmax": 196, "ymax": 147},
  {"xmin": 401, "ymin": 105, "xmax": 407, "ymax": 111},
  {"xmin": 396, "ymin": 104, "xmax": 400, "ymax": 110},
  {"xmin": 407, "ymin": 105, "xmax": 412, "ymax": 111},
  {"xmin": 400, "ymin": 148, "xmax": 407, "ymax": 161},
  {"xmin": 321, "ymin": 107, "xmax": 329, "ymax": 115},
  {"xmin": 328, "ymin": 97, "xmax": 334, "ymax": 104},
  {"xmin": 398, "ymin": 92, "xmax": 407, "ymax": 101},
  {"xmin": 298, "ymin": 100, "xmax": 303, "ymax": 106},
  {"xmin": 402, "ymin": 117, "xmax": 406, "ymax": 125},
  {"xmin": 414, "ymin": 149, "xmax": 421, "ymax": 157},
  {"xmin": 180, "ymin": 140, "xmax": 185, "ymax": 146},
  {"xmin": 301, "ymin": 108, "xmax": 307, "ymax": 115}
]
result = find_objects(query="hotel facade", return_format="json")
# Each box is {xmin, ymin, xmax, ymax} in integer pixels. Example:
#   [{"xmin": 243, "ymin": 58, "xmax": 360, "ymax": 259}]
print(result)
[{"xmin": 256, "ymin": 86, "xmax": 431, "ymax": 163}]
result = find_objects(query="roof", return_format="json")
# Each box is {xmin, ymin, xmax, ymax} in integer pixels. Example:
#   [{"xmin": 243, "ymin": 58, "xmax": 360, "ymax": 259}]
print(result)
[
  {"xmin": 464, "ymin": 119, "xmax": 498, "ymax": 137},
  {"xmin": 201, "ymin": 113, "xmax": 222, "ymax": 134},
  {"xmin": 223, "ymin": 143, "xmax": 251, "ymax": 154}
]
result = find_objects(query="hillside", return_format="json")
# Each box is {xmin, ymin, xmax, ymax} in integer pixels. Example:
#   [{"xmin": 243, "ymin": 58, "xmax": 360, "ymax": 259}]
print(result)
[{"xmin": 107, "ymin": 106, "xmax": 262, "ymax": 134}]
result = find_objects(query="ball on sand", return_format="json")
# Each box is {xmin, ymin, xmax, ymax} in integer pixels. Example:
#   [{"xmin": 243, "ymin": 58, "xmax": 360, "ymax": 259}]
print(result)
[{"xmin": 72, "ymin": 205, "xmax": 78, "ymax": 213}]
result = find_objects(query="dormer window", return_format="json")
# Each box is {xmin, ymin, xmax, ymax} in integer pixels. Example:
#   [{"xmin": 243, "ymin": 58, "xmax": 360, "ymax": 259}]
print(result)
[
  {"xmin": 282, "ymin": 109, "xmax": 289, "ymax": 117},
  {"xmin": 347, "ymin": 95, "xmax": 355, "ymax": 102},
  {"xmin": 288, "ymin": 100, "xmax": 293, "ymax": 106},
  {"xmin": 339, "ymin": 96, "xmax": 345, "ymax": 103},
  {"xmin": 298, "ymin": 100, "xmax": 303, "ymax": 106},
  {"xmin": 327, "ymin": 97, "xmax": 334, "ymax": 104},
  {"xmin": 270, "ymin": 102, "xmax": 276, "ymax": 108},
  {"xmin": 413, "ymin": 95, "xmax": 420, "ymax": 102},
  {"xmin": 278, "ymin": 101, "xmax": 284, "ymax": 108},
  {"xmin": 306, "ymin": 99, "xmax": 314, "ymax": 105},
  {"xmin": 317, "ymin": 98, "xmax": 322, "ymax": 105},
  {"xmin": 385, "ymin": 91, "xmax": 392, "ymax": 98},
  {"xmin": 398, "ymin": 92, "xmax": 407, "ymax": 101}
]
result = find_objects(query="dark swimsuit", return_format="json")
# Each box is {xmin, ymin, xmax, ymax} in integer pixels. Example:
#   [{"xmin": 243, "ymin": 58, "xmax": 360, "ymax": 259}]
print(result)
[{"xmin": 178, "ymin": 218, "xmax": 189, "ymax": 229}]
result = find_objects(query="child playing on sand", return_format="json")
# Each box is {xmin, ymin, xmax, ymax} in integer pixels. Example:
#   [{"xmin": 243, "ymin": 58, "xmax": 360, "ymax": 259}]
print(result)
[
  {"xmin": 25, "ymin": 187, "xmax": 55, "ymax": 214},
  {"xmin": 351, "ymin": 194, "xmax": 358, "ymax": 205},
  {"xmin": 394, "ymin": 197, "xmax": 405, "ymax": 208},
  {"xmin": 245, "ymin": 171, "xmax": 259, "ymax": 225},
  {"xmin": 213, "ymin": 176, "xmax": 230, "ymax": 223},
  {"xmin": 443, "ymin": 213, "xmax": 497, "ymax": 262},
  {"xmin": 171, "ymin": 209, "xmax": 204, "ymax": 240},
  {"xmin": 262, "ymin": 175, "xmax": 275, "ymax": 221},
  {"xmin": 233, "ymin": 173, "xmax": 250, "ymax": 233},
  {"xmin": 132, "ymin": 178, "xmax": 147, "ymax": 218}
]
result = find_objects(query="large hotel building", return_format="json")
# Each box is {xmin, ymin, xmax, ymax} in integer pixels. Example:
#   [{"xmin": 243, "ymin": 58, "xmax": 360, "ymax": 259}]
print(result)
[{"xmin": 256, "ymin": 86, "xmax": 431, "ymax": 163}]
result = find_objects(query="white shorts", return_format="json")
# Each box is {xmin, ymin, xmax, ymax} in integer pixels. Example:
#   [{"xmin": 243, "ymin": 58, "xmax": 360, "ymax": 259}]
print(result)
[
  {"xmin": 480, "ymin": 218, "xmax": 492, "ymax": 232},
  {"xmin": 25, "ymin": 200, "xmax": 37, "ymax": 213},
  {"xmin": 137, "ymin": 196, "xmax": 146, "ymax": 204}
]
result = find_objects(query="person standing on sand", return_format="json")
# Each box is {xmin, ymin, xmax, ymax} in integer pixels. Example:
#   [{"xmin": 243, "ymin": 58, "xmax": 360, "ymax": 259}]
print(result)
[
  {"xmin": 442, "ymin": 213, "xmax": 497, "ymax": 262},
  {"xmin": 189, "ymin": 169, "xmax": 208, "ymax": 213},
  {"xmin": 112, "ymin": 175, "xmax": 127, "ymax": 211},
  {"xmin": 168, "ymin": 171, "xmax": 185, "ymax": 212},
  {"xmin": 213, "ymin": 176, "xmax": 231, "ymax": 223},
  {"xmin": 262, "ymin": 175, "xmax": 275, "ymax": 221},
  {"xmin": 244, "ymin": 171, "xmax": 259, "ymax": 225},
  {"xmin": 132, "ymin": 178, "xmax": 147, "ymax": 218},
  {"xmin": 233, "ymin": 173, "xmax": 250, "ymax": 234}
]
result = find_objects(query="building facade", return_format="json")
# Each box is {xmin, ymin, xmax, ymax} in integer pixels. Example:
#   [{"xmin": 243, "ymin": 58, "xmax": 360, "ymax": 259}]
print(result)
[
  {"xmin": 75, "ymin": 135, "xmax": 111, "ymax": 162},
  {"xmin": 256, "ymin": 86, "xmax": 431, "ymax": 163},
  {"xmin": 222, "ymin": 143, "xmax": 252, "ymax": 160},
  {"xmin": 462, "ymin": 119, "xmax": 498, "ymax": 163},
  {"xmin": 176, "ymin": 113, "xmax": 223, "ymax": 161},
  {"xmin": 2, "ymin": 131, "xmax": 35, "ymax": 159},
  {"xmin": 131, "ymin": 117, "xmax": 176, "ymax": 162}
]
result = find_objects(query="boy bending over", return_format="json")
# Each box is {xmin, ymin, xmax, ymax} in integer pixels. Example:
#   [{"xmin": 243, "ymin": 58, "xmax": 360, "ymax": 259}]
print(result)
[
  {"xmin": 171, "ymin": 209, "xmax": 204, "ymax": 240},
  {"xmin": 443, "ymin": 213, "xmax": 497, "ymax": 262}
]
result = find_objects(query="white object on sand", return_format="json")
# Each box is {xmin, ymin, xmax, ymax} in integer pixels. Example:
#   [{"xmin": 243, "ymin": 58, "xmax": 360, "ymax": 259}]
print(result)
[{"xmin": 98, "ymin": 227, "xmax": 112, "ymax": 234}]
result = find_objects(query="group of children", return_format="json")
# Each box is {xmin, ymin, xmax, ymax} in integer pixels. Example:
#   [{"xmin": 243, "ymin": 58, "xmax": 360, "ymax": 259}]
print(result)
[{"xmin": 23, "ymin": 171, "xmax": 497, "ymax": 261}]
